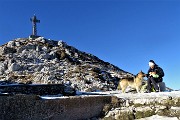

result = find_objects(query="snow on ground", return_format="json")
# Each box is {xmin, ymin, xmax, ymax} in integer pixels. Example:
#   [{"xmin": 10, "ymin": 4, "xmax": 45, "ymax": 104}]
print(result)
[
  {"xmin": 41, "ymin": 90, "xmax": 180, "ymax": 99},
  {"xmin": 40, "ymin": 96, "xmax": 69, "ymax": 99},
  {"xmin": 81, "ymin": 90, "xmax": 180, "ymax": 98},
  {"xmin": 114, "ymin": 91, "xmax": 180, "ymax": 99},
  {"xmin": 136, "ymin": 115, "xmax": 179, "ymax": 120}
]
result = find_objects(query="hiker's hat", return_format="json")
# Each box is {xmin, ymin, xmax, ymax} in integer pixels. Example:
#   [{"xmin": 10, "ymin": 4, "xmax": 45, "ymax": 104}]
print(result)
[{"xmin": 149, "ymin": 60, "xmax": 155, "ymax": 67}]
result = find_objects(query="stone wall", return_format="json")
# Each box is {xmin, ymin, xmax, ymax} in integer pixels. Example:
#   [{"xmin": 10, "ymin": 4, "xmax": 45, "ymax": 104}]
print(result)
[
  {"xmin": 0, "ymin": 95, "xmax": 111, "ymax": 120},
  {"xmin": 0, "ymin": 92, "xmax": 180, "ymax": 120}
]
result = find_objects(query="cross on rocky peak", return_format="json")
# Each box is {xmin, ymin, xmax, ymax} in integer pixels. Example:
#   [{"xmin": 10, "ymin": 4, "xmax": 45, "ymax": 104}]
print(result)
[{"xmin": 30, "ymin": 14, "xmax": 40, "ymax": 38}]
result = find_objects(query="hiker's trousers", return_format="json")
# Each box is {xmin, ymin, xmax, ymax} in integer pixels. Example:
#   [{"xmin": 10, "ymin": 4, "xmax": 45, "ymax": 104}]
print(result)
[{"xmin": 147, "ymin": 77, "xmax": 159, "ymax": 92}]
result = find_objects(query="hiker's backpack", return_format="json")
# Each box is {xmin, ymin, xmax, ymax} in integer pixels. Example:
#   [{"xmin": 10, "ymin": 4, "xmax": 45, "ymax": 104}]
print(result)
[{"xmin": 158, "ymin": 67, "xmax": 165, "ymax": 78}]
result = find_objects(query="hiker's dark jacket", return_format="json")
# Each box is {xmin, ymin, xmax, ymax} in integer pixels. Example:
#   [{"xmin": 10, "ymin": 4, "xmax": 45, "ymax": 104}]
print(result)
[{"xmin": 147, "ymin": 65, "xmax": 163, "ymax": 82}]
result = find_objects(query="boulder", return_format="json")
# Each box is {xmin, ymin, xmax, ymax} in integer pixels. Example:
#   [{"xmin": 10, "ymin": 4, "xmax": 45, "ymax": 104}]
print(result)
[
  {"xmin": 8, "ymin": 63, "xmax": 22, "ymax": 71},
  {"xmin": 1, "ymin": 47, "xmax": 16, "ymax": 54},
  {"xmin": 0, "ymin": 62, "xmax": 7, "ymax": 75},
  {"xmin": 15, "ymin": 41, "xmax": 21, "ymax": 47},
  {"xmin": 7, "ymin": 41, "xmax": 15, "ymax": 47}
]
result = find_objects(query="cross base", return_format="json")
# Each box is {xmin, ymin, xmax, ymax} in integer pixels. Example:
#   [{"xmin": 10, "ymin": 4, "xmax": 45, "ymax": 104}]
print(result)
[{"xmin": 29, "ymin": 35, "xmax": 41, "ymax": 39}]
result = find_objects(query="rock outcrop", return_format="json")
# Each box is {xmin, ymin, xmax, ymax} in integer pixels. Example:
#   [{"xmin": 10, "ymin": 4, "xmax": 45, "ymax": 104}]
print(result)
[
  {"xmin": 0, "ymin": 37, "xmax": 133, "ymax": 92},
  {"xmin": 101, "ymin": 91, "xmax": 180, "ymax": 120}
]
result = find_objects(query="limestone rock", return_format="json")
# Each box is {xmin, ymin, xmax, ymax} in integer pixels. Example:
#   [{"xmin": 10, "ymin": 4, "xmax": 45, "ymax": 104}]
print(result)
[
  {"xmin": 8, "ymin": 63, "xmax": 22, "ymax": 71},
  {"xmin": 0, "ymin": 37, "xmax": 139, "ymax": 91},
  {"xmin": 1, "ymin": 47, "xmax": 16, "ymax": 55},
  {"xmin": 7, "ymin": 41, "xmax": 15, "ymax": 47},
  {"xmin": 101, "ymin": 91, "xmax": 180, "ymax": 120}
]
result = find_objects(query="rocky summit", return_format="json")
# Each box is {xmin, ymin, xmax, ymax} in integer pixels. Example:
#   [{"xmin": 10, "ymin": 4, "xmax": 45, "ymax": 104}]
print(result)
[{"xmin": 0, "ymin": 37, "xmax": 133, "ymax": 92}]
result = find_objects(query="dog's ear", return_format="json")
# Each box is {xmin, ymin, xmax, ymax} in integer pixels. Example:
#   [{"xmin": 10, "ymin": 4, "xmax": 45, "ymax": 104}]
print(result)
[{"xmin": 140, "ymin": 70, "xmax": 145, "ymax": 74}]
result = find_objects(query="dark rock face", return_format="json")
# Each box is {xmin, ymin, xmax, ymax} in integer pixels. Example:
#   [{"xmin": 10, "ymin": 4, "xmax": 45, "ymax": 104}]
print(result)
[
  {"xmin": 0, "ymin": 37, "xmax": 133, "ymax": 92},
  {"xmin": 0, "ymin": 83, "xmax": 75, "ymax": 96}
]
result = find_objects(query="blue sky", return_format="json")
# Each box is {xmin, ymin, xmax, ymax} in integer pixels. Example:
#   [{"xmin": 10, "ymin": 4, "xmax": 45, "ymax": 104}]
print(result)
[{"xmin": 0, "ymin": 0, "xmax": 180, "ymax": 90}]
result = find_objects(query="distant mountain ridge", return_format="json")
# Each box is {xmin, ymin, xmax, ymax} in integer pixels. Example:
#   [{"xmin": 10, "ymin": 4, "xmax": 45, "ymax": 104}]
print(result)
[{"xmin": 0, "ymin": 37, "xmax": 133, "ymax": 91}]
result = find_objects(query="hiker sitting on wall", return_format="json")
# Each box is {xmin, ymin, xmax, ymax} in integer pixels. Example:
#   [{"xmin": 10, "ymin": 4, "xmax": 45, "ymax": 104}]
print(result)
[{"xmin": 146, "ymin": 60, "xmax": 164, "ymax": 93}]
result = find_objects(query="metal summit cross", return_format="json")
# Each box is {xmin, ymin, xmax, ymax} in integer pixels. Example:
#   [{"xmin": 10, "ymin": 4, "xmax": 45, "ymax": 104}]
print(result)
[{"xmin": 30, "ymin": 14, "xmax": 40, "ymax": 38}]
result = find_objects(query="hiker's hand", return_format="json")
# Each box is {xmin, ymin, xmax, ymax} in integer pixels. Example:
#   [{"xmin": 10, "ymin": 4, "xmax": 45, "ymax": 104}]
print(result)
[{"xmin": 149, "ymin": 72, "xmax": 156, "ymax": 75}]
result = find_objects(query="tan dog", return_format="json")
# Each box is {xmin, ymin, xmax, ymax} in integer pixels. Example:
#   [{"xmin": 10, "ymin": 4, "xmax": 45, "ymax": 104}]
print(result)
[{"xmin": 117, "ymin": 71, "xmax": 146, "ymax": 93}]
